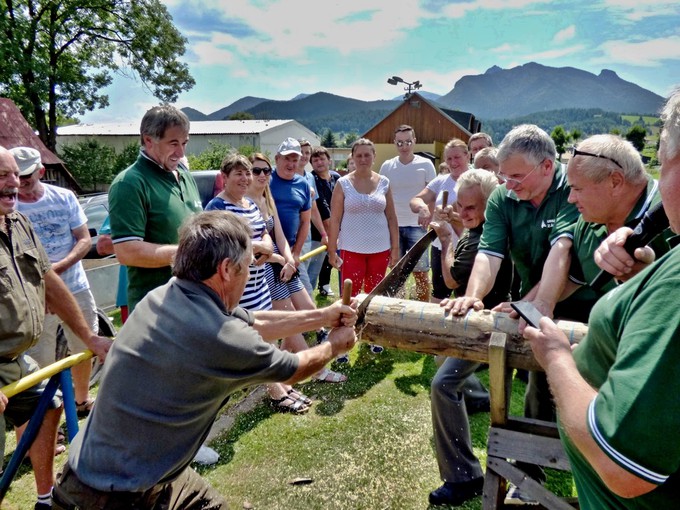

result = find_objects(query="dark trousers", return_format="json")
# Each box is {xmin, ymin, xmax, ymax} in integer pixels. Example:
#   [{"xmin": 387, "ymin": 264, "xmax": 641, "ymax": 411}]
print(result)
[
  {"xmin": 53, "ymin": 462, "xmax": 227, "ymax": 509},
  {"xmin": 317, "ymin": 254, "xmax": 332, "ymax": 290}
]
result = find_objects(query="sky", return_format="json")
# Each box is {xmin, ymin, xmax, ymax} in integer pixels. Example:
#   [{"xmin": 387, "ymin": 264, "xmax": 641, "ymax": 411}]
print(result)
[{"xmin": 79, "ymin": 0, "xmax": 680, "ymax": 124}]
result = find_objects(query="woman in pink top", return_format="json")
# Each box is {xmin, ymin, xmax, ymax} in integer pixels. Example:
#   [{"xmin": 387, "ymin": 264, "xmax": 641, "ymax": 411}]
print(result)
[{"xmin": 327, "ymin": 139, "xmax": 398, "ymax": 355}]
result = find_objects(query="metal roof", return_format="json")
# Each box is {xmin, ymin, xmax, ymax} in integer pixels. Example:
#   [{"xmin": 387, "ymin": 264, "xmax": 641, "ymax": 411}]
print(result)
[{"xmin": 57, "ymin": 119, "xmax": 294, "ymax": 136}]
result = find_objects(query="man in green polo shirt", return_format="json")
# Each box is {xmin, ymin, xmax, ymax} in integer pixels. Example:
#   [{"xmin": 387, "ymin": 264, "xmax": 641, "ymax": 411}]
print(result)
[
  {"xmin": 531, "ymin": 134, "xmax": 672, "ymax": 319},
  {"xmin": 522, "ymin": 89, "xmax": 680, "ymax": 509},
  {"xmin": 109, "ymin": 105, "xmax": 202, "ymax": 312},
  {"xmin": 444, "ymin": 124, "xmax": 579, "ymax": 504}
]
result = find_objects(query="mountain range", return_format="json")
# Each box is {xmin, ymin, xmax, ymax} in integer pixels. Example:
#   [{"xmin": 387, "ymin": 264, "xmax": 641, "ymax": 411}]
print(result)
[{"xmin": 182, "ymin": 62, "xmax": 665, "ymax": 135}]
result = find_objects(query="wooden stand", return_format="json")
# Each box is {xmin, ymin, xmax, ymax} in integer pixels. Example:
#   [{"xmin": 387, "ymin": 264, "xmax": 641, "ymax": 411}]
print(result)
[{"xmin": 483, "ymin": 333, "xmax": 578, "ymax": 509}]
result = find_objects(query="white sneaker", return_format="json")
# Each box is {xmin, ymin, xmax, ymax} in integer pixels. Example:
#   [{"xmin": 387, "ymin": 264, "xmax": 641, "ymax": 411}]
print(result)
[
  {"xmin": 320, "ymin": 284, "xmax": 335, "ymax": 297},
  {"xmin": 193, "ymin": 445, "xmax": 219, "ymax": 465}
]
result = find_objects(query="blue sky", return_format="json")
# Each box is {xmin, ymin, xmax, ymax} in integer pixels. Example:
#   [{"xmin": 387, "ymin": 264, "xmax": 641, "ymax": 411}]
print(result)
[{"xmin": 80, "ymin": 0, "xmax": 680, "ymax": 124}]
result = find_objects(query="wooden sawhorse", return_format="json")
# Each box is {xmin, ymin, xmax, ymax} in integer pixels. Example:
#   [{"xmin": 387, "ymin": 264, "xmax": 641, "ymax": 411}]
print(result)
[{"xmin": 482, "ymin": 332, "xmax": 579, "ymax": 509}]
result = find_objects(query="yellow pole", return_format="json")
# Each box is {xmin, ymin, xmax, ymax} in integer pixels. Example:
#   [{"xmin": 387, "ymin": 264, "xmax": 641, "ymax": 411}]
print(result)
[
  {"xmin": 299, "ymin": 245, "xmax": 327, "ymax": 262},
  {"xmin": 0, "ymin": 351, "xmax": 94, "ymax": 398}
]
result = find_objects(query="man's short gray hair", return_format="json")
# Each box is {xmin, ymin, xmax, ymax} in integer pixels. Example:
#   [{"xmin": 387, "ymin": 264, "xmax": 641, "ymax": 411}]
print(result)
[
  {"xmin": 468, "ymin": 132, "xmax": 493, "ymax": 148},
  {"xmin": 570, "ymin": 134, "xmax": 646, "ymax": 185},
  {"xmin": 660, "ymin": 88, "xmax": 680, "ymax": 162},
  {"xmin": 173, "ymin": 211, "xmax": 252, "ymax": 282},
  {"xmin": 457, "ymin": 168, "xmax": 499, "ymax": 202},
  {"xmin": 139, "ymin": 105, "xmax": 190, "ymax": 144},
  {"xmin": 497, "ymin": 124, "xmax": 556, "ymax": 165}
]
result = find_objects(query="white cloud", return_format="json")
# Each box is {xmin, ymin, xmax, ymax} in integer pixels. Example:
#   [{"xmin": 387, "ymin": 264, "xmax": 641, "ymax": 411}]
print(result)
[
  {"xmin": 594, "ymin": 36, "xmax": 680, "ymax": 66},
  {"xmin": 490, "ymin": 43, "xmax": 521, "ymax": 54},
  {"xmin": 521, "ymin": 44, "xmax": 587, "ymax": 61},
  {"xmin": 441, "ymin": 0, "xmax": 549, "ymax": 19},
  {"xmin": 602, "ymin": 0, "xmax": 678, "ymax": 21},
  {"xmin": 553, "ymin": 25, "xmax": 575, "ymax": 44}
]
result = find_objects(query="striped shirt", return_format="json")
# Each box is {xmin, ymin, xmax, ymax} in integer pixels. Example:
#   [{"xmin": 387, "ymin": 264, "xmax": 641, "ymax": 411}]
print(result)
[{"xmin": 205, "ymin": 196, "xmax": 272, "ymax": 311}]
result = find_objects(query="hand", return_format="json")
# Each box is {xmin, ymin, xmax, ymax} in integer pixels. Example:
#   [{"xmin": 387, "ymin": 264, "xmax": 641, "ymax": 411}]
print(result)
[
  {"xmin": 440, "ymin": 296, "xmax": 484, "ymax": 315},
  {"xmin": 323, "ymin": 298, "xmax": 358, "ymax": 328},
  {"xmin": 432, "ymin": 205, "xmax": 450, "ymax": 222},
  {"xmin": 417, "ymin": 207, "xmax": 432, "ymax": 228},
  {"xmin": 429, "ymin": 219, "xmax": 454, "ymax": 241},
  {"xmin": 321, "ymin": 233, "xmax": 329, "ymax": 246},
  {"xmin": 87, "ymin": 334, "xmax": 113, "ymax": 362},
  {"xmin": 502, "ymin": 299, "xmax": 554, "ymax": 334},
  {"xmin": 594, "ymin": 227, "xmax": 656, "ymax": 282},
  {"xmin": 328, "ymin": 252, "xmax": 343, "ymax": 269},
  {"xmin": 389, "ymin": 248, "xmax": 400, "ymax": 268},
  {"xmin": 327, "ymin": 326, "xmax": 357, "ymax": 358},
  {"xmin": 521, "ymin": 316, "xmax": 571, "ymax": 370},
  {"xmin": 0, "ymin": 390, "xmax": 8, "ymax": 413},
  {"xmin": 280, "ymin": 261, "xmax": 296, "ymax": 282}
]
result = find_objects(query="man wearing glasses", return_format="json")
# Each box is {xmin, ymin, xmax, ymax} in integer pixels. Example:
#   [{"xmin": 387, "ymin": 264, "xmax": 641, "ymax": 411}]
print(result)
[
  {"xmin": 528, "ymin": 134, "xmax": 671, "ymax": 321},
  {"xmin": 442, "ymin": 124, "xmax": 579, "ymax": 505},
  {"xmin": 379, "ymin": 125, "xmax": 436, "ymax": 301}
]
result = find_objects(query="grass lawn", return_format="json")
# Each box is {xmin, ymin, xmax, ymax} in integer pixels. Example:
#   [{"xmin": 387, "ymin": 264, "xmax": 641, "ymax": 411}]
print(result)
[{"xmin": 3, "ymin": 275, "xmax": 575, "ymax": 509}]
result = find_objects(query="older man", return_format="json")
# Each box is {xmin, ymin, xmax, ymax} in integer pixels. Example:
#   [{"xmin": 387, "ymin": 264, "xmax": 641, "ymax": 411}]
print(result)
[
  {"xmin": 530, "ymin": 134, "xmax": 671, "ymax": 318},
  {"xmin": 52, "ymin": 211, "xmax": 356, "ymax": 509},
  {"xmin": 0, "ymin": 146, "xmax": 111, "ymax": 510},
  {"xmin": 522, "ymin": 89, "xmax": 680, "ymax": 509},
  {"xmin": 467, "ymin": 132, "xmax": 494, "ymax": 163},
  {"xmin": 445, "ymin": 124, "xmax": 579, "ymax": 503},
  {"xmin": 12, "ymin": 147, "xmax": 98, "ymax": 417},
  {"xmin": 108, "ymin": 105, "xmax": 202, "ymax": 313}
]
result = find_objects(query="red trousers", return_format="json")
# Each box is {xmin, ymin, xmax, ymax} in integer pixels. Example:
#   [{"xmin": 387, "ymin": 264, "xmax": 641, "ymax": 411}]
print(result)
[{"xmin": 339, "ymin": 249, "xmax": 390, "ymax": 297}]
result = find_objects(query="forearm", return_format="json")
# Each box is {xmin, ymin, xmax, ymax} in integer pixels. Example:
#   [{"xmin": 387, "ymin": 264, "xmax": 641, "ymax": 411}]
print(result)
[
  {"xmin": 51, "ymin": 237, "xmax": 90, "ymax": 273},
  {"xmin": 253, "ymin": 308, "xmax": 329, "ymax": 341},
  {"xmin": 440, "ymin": 235, "xmax": 461, "ymax": 290},
  {"xmin": 44, "ymin": 270, "xmax": 94, "ymax": 346},
  {"xmin": 283, "ymin": 342, "xmax": 335, "ymax": 384},
  {"xmin": 311, "ymin": 203, "xmax": 325, "ymax": 235},
  {"xmin": 114, "ymin": 240, "xmax": 177, "ymax": 268},
  {"xmin": 534, "ymin": 238, "xmax": 572, "ymax": 313},
  {"xmin": 409, "ymin": 196, "xmax": 428, "ymax": 214},
  {"xmin": 465, "ymin": 253, "xmax": 501, "ymax": 300}
]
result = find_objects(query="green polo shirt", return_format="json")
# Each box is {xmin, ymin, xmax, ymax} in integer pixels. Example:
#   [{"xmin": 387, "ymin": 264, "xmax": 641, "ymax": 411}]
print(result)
[
  {"xmin": 109, "ymin": 153, "xmax": 202, "ymax": 311},
  {"xmin": 562, "ymin": 178, "xmax": 672, "ymax": 319},
  {"xmin": 478, "ymin": 164, "xmax": 579, "ymax": 298},
  {"xmin": 562, "ymin": 238, "xmax": 680, "ymax": 509},
  {"xmin": 0, "ymin": 212, "xmax": 51, "ymax": 359}
]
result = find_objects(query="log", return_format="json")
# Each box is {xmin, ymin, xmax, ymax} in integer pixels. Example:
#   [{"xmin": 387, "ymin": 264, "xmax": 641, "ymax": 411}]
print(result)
[{"xmin": 356, "ymin": 294, "xmax": 588, "ymax": 371}]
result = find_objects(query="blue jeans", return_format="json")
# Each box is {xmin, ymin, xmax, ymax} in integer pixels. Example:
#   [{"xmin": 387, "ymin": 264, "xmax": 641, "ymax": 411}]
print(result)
[
  {"xmin": 399, "ymin": 226, "xmax": 430, "ymax": 271},
  {"xmin": 306, "ymin": 240, "xmax": 326, "ymax": 291}
]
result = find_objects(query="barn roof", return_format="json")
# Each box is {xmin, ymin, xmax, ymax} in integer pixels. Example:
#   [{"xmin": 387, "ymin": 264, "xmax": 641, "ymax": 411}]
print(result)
[{"xmin": 57, "ymin": 119, "xmax": 294, "ymax": 136}]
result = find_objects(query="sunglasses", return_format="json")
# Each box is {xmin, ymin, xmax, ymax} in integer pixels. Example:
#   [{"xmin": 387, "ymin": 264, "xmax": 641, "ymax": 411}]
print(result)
[
  {"xmin": 252, "ymin": 167, "xmax": 272, "ymax": 175},
  {"xmin": 569, "ymin": 146, "xmax": 623, "ymax": 169}
]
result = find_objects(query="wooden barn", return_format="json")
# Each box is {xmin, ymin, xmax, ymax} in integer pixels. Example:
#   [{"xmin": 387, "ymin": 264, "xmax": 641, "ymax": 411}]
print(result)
[
  {"xmin": 361, "ymin": 92, "xmax": 482, "ymax": 169},
  {"xmin": 0, "ymin": 98, "xmax": 82, "ymax": 193}
]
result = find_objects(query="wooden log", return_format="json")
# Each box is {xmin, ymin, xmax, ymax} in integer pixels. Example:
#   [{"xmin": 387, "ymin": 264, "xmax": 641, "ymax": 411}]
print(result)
[{"xmin": 356, "ymin": 294, "xmax": 588, "ymax": 371}]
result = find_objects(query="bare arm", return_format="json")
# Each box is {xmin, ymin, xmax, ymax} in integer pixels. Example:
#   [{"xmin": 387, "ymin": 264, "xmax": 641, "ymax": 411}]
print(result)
[
  {"xmin": 291, "ymin": 209, "xmax": 311, "ymax": 264},
  {"xmin": 524, "ymin": 320, "xmax": 657, "ymax": 498},
  {"xmin": 310, "ymin": 201, "xmax": 325, "ymax": 238},
  {"xmin": 114, "ymin": 240, "xmax": 177, "ymax": 268},
  {"xmin": 44, "ymin": 270, "xmax": 112, "ymax": 360},
  {"xmin": 96, "ymin": 234, "xmax": 114, "ymax": 256},
  {"xmin": 410, "ymin": 188, "xmax": 436, "ymax": 228},
  {"xmin": 443, "ymin": 252, "xmax": 502, "ymax": 315},
  {"xmin": 430, "ymin": 220, "xmax": 460, "ymax": 290},
  {"xmin": 51, "ymin": 224, "xmax": 90, "ymax": 275},
  {"xmin": 283, "ymin": 327, "xmax": 356, "ymax": 384},
  {"xmin": 327, "ymin": 184, "xmax": 345, "ymax": 268},
  {"xmin": 384, "ymin": 186, "xmax": 400, "ymax": 267},
  {"xmin": 531, "ymin": 237, "xmax": 577, "ymax": 317}
]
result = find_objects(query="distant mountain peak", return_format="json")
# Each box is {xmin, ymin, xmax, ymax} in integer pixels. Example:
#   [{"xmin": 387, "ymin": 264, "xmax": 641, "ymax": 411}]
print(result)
[
  {"xmin": 599, "ymin": 69, "xmax": 619, "ymax": 79},
  {"xmin": 485, "ymin": 65, "xmax": 503, "ymax": 75}
]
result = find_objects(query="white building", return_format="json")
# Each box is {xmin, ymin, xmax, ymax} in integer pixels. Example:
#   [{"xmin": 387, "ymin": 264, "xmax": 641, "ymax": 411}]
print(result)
[{"xmin": 56, "ymin": 119, "xmax": 320, "ymax": 158}]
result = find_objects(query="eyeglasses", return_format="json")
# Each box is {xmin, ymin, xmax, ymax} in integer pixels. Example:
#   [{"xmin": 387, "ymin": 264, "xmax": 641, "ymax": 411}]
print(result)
[
  {"xmin": 499, "ymin": 160, "xmax": 543, "ymax": 188},
  {"xmin": 569, "ymin": 146, "xmax": 623, "ymax": 169},
  {"xmin": 395, "ymin": 140, "xmax": 413, "ymax": 147},
  {"xmin": 252, "ymin": 167, "xmax": 272, "ymax": 175},
  {"xmin": 19, "ymin": 172, "xmax": 36, "ymax": 180}
]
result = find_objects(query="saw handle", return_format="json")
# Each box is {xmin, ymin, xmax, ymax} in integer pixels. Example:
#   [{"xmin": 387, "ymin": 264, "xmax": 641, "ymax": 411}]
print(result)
[
  {"xmin": 441, "ymin": 190, "xmax": 448, "ymax": 208},
  {"xmin": 342, "ymin": 279, "xmax": 352, "ymax": 305}
]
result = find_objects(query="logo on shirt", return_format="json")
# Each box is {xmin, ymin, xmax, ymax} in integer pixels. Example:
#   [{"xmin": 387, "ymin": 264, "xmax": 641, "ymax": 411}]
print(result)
[{"xmin": 541, "ymin": 219, "xmax": 556, "ymax": 229}]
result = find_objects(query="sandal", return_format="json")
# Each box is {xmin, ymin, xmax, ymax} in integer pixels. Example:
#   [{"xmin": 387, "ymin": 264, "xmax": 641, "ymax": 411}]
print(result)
[
  {"xmin": 270, "ymin": 396, "xmax": 310, "ymax": 414},
  {"xmin": 288, "ymin": 389, "xmax": 312, "ymax": 406},
  {"xmin": 312, "ymin": 368, "xmax": 347, "ymax": 383},
  {"xmin": 76, "ymin": 398, "xmax": 95, "ymax": 418}
]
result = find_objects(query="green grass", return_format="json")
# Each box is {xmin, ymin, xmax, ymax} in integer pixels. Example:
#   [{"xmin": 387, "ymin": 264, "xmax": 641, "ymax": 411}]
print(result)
[{"xmin": 3, "ymin": 275, "xmax": 575, "ymax": 509}]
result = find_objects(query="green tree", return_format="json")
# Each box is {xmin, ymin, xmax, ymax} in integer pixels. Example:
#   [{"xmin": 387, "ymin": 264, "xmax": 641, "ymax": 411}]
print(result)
[
  {"xmin": 187, "ymin": 141, "xmax": 234, "ymax": 170},
  {"xmin": 570, "ymin": 129, "xmax": 582, "ymax": 143},
  {"xmin": 550, "ymin": 125, "xmax": 571, "ymax": 159},
  {"xmin": 60, "ymin": 139, "xmax": 117, "ymax": 192},
  {"xmin": 228, "ymin": 111, "xmax": 255, "ymax": 120},
  {"xmin": 113, "ymin": 141, "xmax": 141, "ymax": 175},
  {"xmin": 344, "ymin": 131, "xmax": 359, "ymax": 147},
  {"xmin": 625, "ymin": 125, "xmax": 647, "ymax": 152},
  {"xmin": 320, "ymin": 128, "xmax": 337, "ymax": 148},
  {"xmin": 0, "ymin": 0, "xmax": 194, "ymax": 151}
]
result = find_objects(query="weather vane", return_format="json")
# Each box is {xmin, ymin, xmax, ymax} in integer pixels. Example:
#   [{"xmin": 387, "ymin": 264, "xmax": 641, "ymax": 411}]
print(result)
[{"xmin": 387, "ymin": 76, "xmax": 422, "ymax": 99}]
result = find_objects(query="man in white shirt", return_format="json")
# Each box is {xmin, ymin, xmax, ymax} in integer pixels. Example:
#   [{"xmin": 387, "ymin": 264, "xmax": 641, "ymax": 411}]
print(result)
[{"xmin": 379, "ymin": 125, "xmax": 436, "ymax": 301}]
